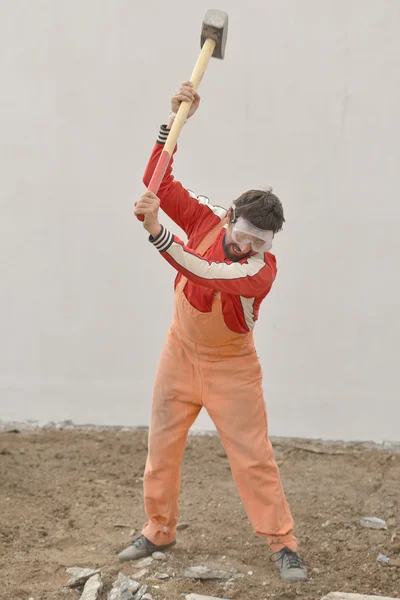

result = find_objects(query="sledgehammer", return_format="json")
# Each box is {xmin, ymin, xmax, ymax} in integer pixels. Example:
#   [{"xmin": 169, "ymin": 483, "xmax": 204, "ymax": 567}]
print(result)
[{"xmin": 144, "ymin": 9, "xmax": 228, "ymax": 200}]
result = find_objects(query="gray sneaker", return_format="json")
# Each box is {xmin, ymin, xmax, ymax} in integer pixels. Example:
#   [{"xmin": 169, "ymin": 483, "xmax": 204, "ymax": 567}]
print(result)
[
  {"xmin": 118, "ymin": 535, "xmax": 176, "ymax": 562},
  {"xmin": 271, "ymin": 547, "xmax": 308, "ymax": 583}
]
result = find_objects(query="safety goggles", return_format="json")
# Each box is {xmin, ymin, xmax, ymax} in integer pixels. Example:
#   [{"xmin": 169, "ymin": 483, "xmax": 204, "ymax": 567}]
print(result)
[{"xmin": 230, "ymin": 214, "xmax": 274, "ymax": 253}]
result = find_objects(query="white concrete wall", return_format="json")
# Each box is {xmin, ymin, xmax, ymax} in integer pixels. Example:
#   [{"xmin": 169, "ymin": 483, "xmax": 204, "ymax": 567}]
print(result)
[{"xmin": 1, "ymin": 0, "xmax": 399, "ymax": 441}]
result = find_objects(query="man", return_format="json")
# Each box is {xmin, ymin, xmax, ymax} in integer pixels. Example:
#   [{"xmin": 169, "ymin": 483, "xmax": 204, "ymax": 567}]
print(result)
[{"xmin": 119, "ymin": 82, "xmax": 307, "ymax": 583}]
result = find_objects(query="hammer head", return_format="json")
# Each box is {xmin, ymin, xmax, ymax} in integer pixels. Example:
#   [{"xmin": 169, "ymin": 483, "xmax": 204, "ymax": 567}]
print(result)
[{"xmin": 201, "ymin": 9, "xmax": 228, "ymax": 59}]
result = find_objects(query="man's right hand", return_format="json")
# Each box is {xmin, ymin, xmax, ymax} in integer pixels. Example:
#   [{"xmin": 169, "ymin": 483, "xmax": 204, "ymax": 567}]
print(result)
[{"xmin": 171, "ymin": 81, "xmax": 200, "ymax": 119}]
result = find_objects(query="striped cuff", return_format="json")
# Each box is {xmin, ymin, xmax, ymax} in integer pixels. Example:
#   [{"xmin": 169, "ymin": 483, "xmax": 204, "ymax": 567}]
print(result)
[
  {"xmin": 149, "ymin": 225, "xmax": 173, "ymax": 252},
  {"xmin": 157, "ymin": 124, "xmax": 170, "ymax": 145}
]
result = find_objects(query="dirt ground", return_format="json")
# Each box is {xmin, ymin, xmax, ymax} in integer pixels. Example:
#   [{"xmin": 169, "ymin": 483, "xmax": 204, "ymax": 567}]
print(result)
[{"xmin": 0, "ymin": 426, "xmax": 399, "ymax": 600}]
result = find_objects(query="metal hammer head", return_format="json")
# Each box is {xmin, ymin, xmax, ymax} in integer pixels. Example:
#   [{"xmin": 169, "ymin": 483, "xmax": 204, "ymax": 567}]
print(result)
[{"xmin": 201, "ymin": 9, "xmax": 228, "ymax": 59}]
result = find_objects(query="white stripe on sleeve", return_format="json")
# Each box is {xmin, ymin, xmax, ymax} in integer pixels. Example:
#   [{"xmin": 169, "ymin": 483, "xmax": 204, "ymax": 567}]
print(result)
[{"xmin": 166, "ymin": 239, "xmax": 266, "ymax": 281}]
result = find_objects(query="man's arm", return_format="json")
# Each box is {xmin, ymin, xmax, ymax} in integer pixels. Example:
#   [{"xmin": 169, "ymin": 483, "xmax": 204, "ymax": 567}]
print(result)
[
  {"xmin": 134, "ymin": 192, "xmax": 276, "ymax": 297},
  {"xmin": 150, "ymin": 225, "xmax": 276, "ymax": 297},
  {"xmin": 143, "ymin": 82, "xmax": 225, "ymax": 237},
  {"xmin": 143, "ymin": 132, "xmax": 225, "ymax": 237}
]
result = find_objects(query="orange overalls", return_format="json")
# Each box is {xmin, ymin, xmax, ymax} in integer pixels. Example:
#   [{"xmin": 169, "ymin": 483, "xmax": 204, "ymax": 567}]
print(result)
[{"xmin": 142, "ymin": 220, "xmax": 297, "ymax": 553}]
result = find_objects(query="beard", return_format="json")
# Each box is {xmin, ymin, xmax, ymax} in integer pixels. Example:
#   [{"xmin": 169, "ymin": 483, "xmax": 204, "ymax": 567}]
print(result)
[{"xmin": 223, "ymin": 236, "xmax": 253, "ymax": 262}]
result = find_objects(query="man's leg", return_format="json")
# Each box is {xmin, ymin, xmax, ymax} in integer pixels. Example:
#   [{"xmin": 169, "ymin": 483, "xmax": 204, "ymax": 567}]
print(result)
[
  {"xmin": 202, "ymin": 345, "xmax": 297, "ymax": 553},
  {"xmin": 141, "ymin": 327, "xmax": 201, "ymax": 546}
]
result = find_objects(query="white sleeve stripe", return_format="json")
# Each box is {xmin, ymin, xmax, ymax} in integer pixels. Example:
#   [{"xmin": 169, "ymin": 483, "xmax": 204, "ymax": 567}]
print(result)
[
  {"xmin": 166, "ymin": 237, "xmax": 267, "ymax": 281},
  {"xmin": 185, "ymin": 190, "xmax": 227, "ymax": 221},
  {"xmin": 240, "ymin": 296, "xmax": 256, "ymax": 331},
  {"xmin": 206, "ymin": 204, "xmax": 227, "ymax": 220}
]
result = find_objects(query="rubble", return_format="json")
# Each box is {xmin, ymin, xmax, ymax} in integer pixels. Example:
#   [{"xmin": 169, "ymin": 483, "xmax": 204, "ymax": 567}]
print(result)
[
  {"xmin": 107, "ymin": 573, "xmax": 141, "ymax": 600},
  {"xmin": 152, "ymin": 551, "xmax": 166, "ymax": 561},
  {"xmin": 65, "ymin": 567, "xmax": 101, "ymax": 588},
  {"xmin": 79, "ymin": 574, "xmax": 103, "ymax": 600},
  {"xmin": 360, "ymin": 517, "xmax": 387, "ymax": 530},
  {"xmin": 185, "ymin": 565, "xmax": 231, "ymax": 580},
  {"xmin": 321, "ymin": 594, "xmax": 398, "ymax": 600},
  {"xmin": 135, "ymin": 557, "xmax": 153, "ymax": 568},
  {"xmin": 130, "ymin": 568, "xmax": 148, "ymax": 579},
  {"xmin": 377, "ymin": 553, "xmax": 390, "ymax": 565},
  {"xmin": 135, "ymin": 585, "xmax": 149, "ymax": 600},
  {"xmin": 185, "ymin": 595, "xmax": 225, "ymax": 600},
  {"xmin": 108, "ymin": 588, "xmax": 134, "ymax": 600}
]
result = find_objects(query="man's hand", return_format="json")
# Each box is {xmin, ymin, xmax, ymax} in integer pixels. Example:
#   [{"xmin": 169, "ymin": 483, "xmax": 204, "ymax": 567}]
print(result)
[
  {"xmin": 171, "ymin": 81, "xmax": 200, "ymax": 119},
  {"xmin": 134, "ymin": 191, "xmax": 162, "ymax": 238}
]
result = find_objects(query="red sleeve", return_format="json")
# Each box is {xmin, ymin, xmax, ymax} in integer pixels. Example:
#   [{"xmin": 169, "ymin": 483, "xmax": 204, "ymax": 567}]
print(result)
[
  {"xmin": 150, "ymin": 226, "xmax": 277, "ymax": 298},
  {"xmin": 143, "ymin": 126, "xmax": 226, "ymax": 237}
]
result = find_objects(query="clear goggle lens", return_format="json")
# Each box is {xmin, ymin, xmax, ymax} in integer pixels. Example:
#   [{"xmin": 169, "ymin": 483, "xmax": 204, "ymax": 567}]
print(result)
[{"xmin": 231, "ymin": 217, "xmax": 273, "ymax": 253}]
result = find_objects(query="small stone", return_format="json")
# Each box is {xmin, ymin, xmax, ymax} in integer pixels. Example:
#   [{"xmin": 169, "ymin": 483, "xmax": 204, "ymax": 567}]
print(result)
[
  {"xmin": 80, "ymin": 574, "xmax": 103, "ymax": 600},
  {"xmin": 135, "ymin": 557, "xmax": 153, "ymax": 568},
  {"xmin": 129, "ymin": 529, "xmax": 136, "ymax": 537},
  {"xmin": 177, "ymin": 522, "xmax": 190, "ymax": 531},
  {"xmin": 377, "ymin": 553, "xmax": 390, "ymax": 565},
  {"xmin": 141, "ymin": 595, "xmax": 154, "ymax": 600},
  {"xmin": 247, "ymin": 570, "xmax": 253, "ymax": 575},
  {"xmin": 65, "ymin": 567, "xmax": 101, "ymax": 588},
  {"xmin": 186, "ymin": 596, "xmax": 226, "ymax": 600},
  {"xmin": 360, "ymin": 517, "xmax": 388, "ymax": 530},
  {"xmin": 223, "ymin": 581, "xmax": 234, "ymax": 591},
  {"xmin": 312, "ymin": 567, "xmax": 321, "ymax": 574},
  {"xmin": 185, "ymin": 566, "xmax": 231, "ymax": 580},
  {"xmin": 152, "ymin": 552, "xmax": 167, "ymax": 561},
  {"xmin": 153, "ymin": 573, "xmax": 169, "ymax": 580},
  {"xmin": 321, "ymin": 594, "xmax": 398, "ymax": 600},
  {"xmin": 321, "ymin": 520, "xmax": 330, "ymax": 528},
  {"xmin": 131, "ymin": 569, "xmax": 148, "ymax": 579}
]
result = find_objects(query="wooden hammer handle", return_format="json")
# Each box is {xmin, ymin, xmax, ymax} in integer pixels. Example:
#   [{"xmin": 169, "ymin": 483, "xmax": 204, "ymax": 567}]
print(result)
[
  {"xmin": 146, "ymin": 37, "xmax": 217, "ymax": 196},
  {"xmin": 164, "ymin": 38, "xmax": 216, "ymax": 156}
]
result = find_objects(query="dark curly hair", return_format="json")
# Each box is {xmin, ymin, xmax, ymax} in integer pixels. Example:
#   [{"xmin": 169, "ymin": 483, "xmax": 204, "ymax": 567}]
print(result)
[{"xmin": 233, "ymin": 188, "xmax": 285, "ymax": 233}]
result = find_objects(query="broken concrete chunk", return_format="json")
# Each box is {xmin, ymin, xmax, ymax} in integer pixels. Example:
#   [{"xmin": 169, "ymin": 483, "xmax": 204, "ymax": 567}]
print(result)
[
  {"xmin": 153, "ymin": 572, "xmax": 169, "ymax": 580},
  {"xmin": 185, "ymin": 566, "xmax": 231, "ymax": 580},
  {"xmin": 377, "ymin": 553, "xmax": 390, "ymax": 564},
  {"xmin": 134, "ymin": 585, "xmax": 148, "ymax": 600},
  {"xmin": 66, "ymin": 567, "xmax": 101, "ymax": 588},
  {"xmin": 115, "ymin": 573, "xmax": 141, "ymax": 594},
  {"xmin": 135, "ymin": 557, "xmax": 153, "ymax": 568},
  {"xmin": 131, "ymin": 568, "xmax": 148, "ymax": 579},
  {"xmin": 108, "ymin": 589, "xmax": 134, "ymax": 600},
  {"xmin": 360, "ymin": 517, "xmax": 388, "ymax": 530},
  {"xmin": 79, "ymin": 574, "xmax": 103, "ymax": 600},
  {"xmin": 108, "ymin": 573, "xmax": 141, "ymax": 600},
  {"xmin": 152, "ymin": 551, "xmax": 166, "ymax": 561},
  {"xmin": 321, "ymin": 594, "xmax": 399, "ymax": 600},
  {"xmin": 185, "ymin": 595, "xmax": 225, "ymax": 600}
]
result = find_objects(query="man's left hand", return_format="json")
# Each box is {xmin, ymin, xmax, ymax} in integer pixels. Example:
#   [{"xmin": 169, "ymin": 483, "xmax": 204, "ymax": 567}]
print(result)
[{"xmin": 134, "ymin": 191, "xmax": 162, "ymax": 238}]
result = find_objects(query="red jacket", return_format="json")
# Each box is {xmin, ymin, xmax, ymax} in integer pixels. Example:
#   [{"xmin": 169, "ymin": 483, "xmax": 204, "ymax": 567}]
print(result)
[{"xmin": 143, "ymin": 125, "xmax": 278, "ymax": 334}]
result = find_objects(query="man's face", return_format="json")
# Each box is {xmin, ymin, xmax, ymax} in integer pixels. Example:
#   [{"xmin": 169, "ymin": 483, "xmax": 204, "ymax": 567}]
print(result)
[{"xmin": 223, "ymin": 223, "xmax": 254, "ymax": 262}]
